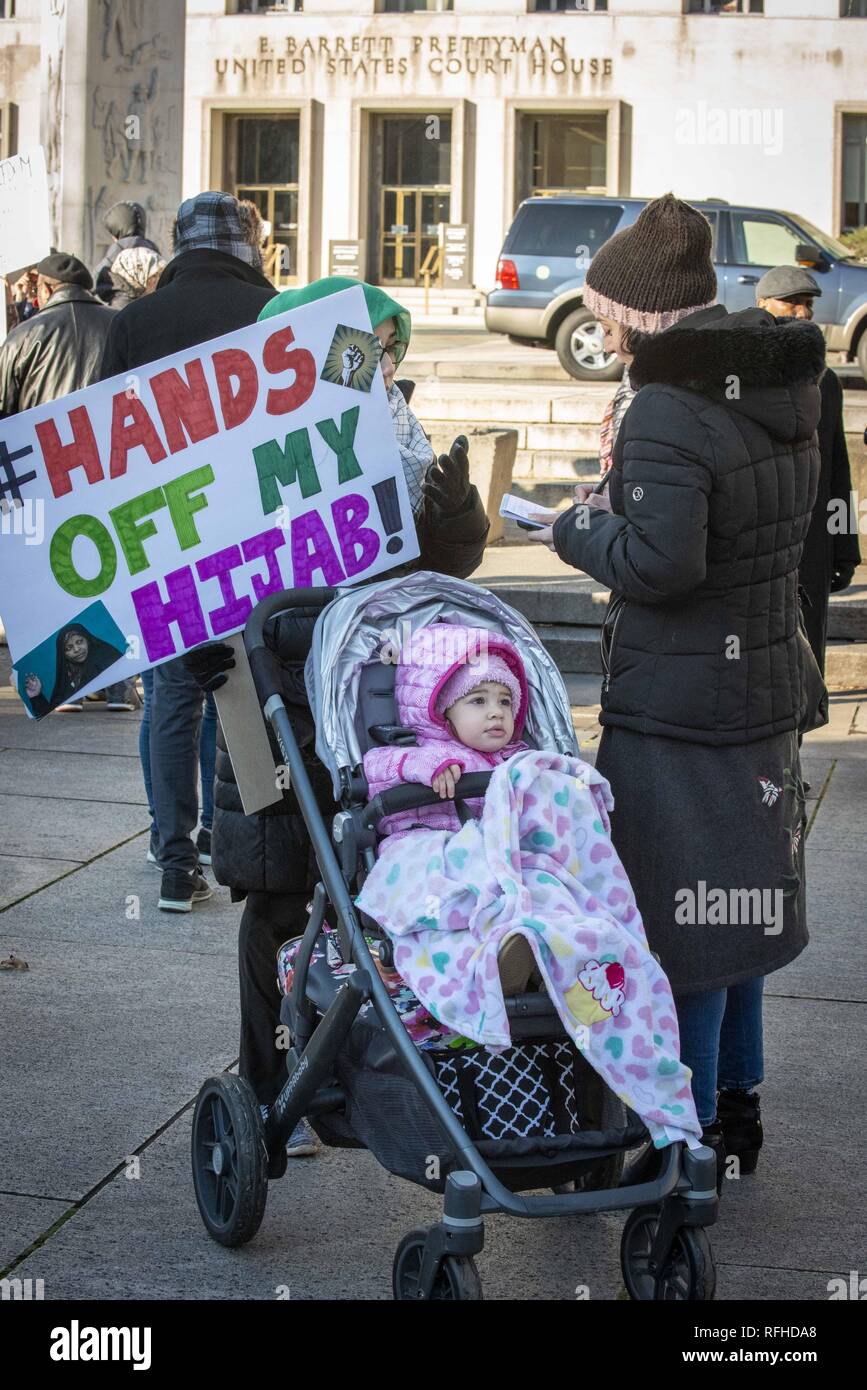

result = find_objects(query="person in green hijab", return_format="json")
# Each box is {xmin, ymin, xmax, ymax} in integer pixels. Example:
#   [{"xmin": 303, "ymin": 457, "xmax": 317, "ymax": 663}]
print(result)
[
  {"xmin": 185, "ymin": 275, "xmax": 490, "ymax": 1156},
  {"xmin": 258, "ymin": 276, "xmax": 477, "ymax": 526}
]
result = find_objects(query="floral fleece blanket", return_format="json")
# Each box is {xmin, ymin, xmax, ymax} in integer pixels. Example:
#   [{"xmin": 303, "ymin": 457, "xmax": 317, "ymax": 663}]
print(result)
[{"xmin": 356, "ymin": 751, "xmax": 702, "ymax": 1149}]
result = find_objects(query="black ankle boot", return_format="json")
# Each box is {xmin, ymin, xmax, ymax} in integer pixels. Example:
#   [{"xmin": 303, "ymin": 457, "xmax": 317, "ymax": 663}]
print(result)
[
  {"xmin": 717, "ymin": 1088, "xmax": 763, "ymax": 1175},
  {"xmin": 699, "ymin": 1120, "xmax": 726, "ymax": 1196}
]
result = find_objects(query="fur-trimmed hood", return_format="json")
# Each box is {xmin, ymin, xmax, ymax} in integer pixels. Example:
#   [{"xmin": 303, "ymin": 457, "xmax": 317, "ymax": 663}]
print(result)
[{"xmin": 629, "ymin": 304, "xmax": 825, "ymax": 442}]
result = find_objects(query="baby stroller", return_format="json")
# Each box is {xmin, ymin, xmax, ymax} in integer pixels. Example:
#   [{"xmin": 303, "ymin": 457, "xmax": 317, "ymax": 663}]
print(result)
[{"xmin": 191, "ymin": 572, "xmax": 718, "ymax": 1300}]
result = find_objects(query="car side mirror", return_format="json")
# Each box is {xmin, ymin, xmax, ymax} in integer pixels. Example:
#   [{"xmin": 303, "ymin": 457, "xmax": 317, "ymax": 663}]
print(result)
[{"xmin": 794, "ymin": 243, "xmax": 828, "ymax": 270}]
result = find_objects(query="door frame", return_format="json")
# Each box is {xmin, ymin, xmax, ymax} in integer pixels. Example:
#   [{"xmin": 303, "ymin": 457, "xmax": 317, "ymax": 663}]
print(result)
[
  {"xmin": 352, "ymin": 97, "xmax": 473, "ymax": 285},
  {"xmin": 205, "ymin": 101, "xmax": 323, "ymax": 285}
]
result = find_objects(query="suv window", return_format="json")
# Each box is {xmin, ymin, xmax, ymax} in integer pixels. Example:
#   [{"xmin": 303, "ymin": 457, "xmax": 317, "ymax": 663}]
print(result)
[
  {"xmin": 504, "ymin": 202, "xmax": 623, "ymax": 259},
  {"xmin": 730, "ymin": 212, "xmax": 805, "ymax": 266},
  {"xmin": 697, "ymin": 209, "xmax": 719, "ymax": 257}
]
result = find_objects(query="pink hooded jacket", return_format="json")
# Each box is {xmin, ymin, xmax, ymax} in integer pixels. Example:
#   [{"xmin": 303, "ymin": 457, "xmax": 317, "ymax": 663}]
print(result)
[{"xmin": 363, "ymin": 623, "xmax": 529, "ymax": 842}]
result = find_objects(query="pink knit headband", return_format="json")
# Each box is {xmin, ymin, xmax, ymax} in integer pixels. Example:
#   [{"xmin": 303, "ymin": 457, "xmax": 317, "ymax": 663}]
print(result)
[{"xmin": 584, "ymin": 284, "xmax": 717, "ymax": 335}]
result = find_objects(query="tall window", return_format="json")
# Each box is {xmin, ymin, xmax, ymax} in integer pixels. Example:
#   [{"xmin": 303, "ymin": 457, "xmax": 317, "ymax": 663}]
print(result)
[
  {"xmin": 840, "ymin": 1, "xmax": 867, "ymax": 15},
  {"xmin": 224, "ymin": 115, "xmax": 300, "ymax": 284},
  {"xmin": 0, "ymin": 2, "xmax": 17, "ymax": 18},
  {"xmin": 842, "ymin": 115, "xmax": 867, "ymax": 230},
  {"xmin": 684, "ymin": 1, "xmax": 763, "ymax": 12}
]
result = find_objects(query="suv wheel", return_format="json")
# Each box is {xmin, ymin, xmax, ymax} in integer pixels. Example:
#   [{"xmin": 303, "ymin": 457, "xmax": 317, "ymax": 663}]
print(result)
[
  {"xmin": 857, "ymin": 330, "xmax": 867, "ymax": 384},
  {"xmin": 555, "ymin": 306, "xmax": 623, "ymax": 382}
]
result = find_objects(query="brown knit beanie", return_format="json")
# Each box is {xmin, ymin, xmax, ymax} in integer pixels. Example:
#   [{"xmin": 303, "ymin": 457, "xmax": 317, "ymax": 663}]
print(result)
[{"xmin": 584, "ymin": 194, "xmax": 717, "ymax": 333}]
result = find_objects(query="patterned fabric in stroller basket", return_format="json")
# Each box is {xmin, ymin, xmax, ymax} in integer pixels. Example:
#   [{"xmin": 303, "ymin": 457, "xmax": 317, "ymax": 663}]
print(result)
[{"xmin": 278, "ymin": 925, "xmax": 592, "ymax": 1146}]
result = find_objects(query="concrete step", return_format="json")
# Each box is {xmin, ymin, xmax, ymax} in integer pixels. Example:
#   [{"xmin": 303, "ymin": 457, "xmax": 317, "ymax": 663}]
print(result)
[
  {"xmin": 510, "ymin": 476, "xmax": 597, "ymax": 510},
  {"xmin": 828, "ymin": 593, "xmax": 867, "ymax": 641},
  {"xmin": 825, "ymin": 641, "xmax": 867, "ymax": 690},
  {"xmin": 429, "ymin": 358, "xmax": 573, "ymax": 383},
  {"xmin": 514, "ymin": 449, "xmax": 600, "ymax": 479},
  {"xmin": 535, "ymin": 624, "xmax": 603, "ymax": 674},
  {"xmin": 483, "ymin": 573, "xmax": 610, "ymax": 626}
]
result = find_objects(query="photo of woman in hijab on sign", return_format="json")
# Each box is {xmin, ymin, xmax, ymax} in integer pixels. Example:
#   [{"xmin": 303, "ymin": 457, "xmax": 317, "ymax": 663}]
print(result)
[{"xmin": 20, "ymin": 618, "xmax": 127, "ymax": 718}]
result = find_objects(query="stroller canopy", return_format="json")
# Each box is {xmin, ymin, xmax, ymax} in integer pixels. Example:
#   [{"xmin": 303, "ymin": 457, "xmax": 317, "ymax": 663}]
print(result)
[{"xmin": 306, "ymin": 571, "xmax": 580, "ymax": 798}]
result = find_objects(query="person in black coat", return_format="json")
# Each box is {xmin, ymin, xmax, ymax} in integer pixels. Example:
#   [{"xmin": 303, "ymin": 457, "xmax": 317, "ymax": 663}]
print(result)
[
  {"xmin": 529, "ymin": 195, "xmax": 823, "ymax": 1178},
  {"xmin": 98, "ymin": 191, "xmax": 279, "ymax": 916},
  {"xmin": 185, "ymin": 292, "xmax": 490, "ymax": 1136},
  {"xmin": 0, "ymin": 254, "xmax": 115, "ymax": 417},
  {"xmin": 756, "ymin": 266, "xmax": 861, "ymax": 672}
]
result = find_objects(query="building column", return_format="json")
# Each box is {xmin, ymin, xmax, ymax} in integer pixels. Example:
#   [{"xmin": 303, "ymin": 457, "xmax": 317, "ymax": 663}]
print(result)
[{"xmin": 40, "ymin": 0, "xmax": 185, "ymax": 268}]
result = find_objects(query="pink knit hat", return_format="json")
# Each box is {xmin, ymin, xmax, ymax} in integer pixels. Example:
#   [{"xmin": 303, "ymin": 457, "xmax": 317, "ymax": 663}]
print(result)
[{"xmin": 435, "ymin": 654, "xmax": 522, "ymax": 720}]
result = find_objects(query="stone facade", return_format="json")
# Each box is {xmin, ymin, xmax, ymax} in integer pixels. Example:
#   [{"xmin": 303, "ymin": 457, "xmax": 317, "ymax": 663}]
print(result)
[{"xmin": 1, "ymin": 1, "xmax": 865, "ymax": 285}]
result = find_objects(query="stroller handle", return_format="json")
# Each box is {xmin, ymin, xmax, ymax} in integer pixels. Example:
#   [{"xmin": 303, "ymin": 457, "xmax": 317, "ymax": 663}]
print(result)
[
  {"xmin": 243, "ymin": 586, "xmax": 337, "ymax": 708},
  {"xmin": 361, "ymin": 771, "xmax": 493, "ymax": 830}
]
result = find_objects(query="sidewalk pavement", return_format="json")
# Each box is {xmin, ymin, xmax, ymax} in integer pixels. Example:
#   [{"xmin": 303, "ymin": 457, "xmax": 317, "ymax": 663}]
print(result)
[{"xmin": 1, "ymin": 639, "xmax": 865, "ymax": 1301}]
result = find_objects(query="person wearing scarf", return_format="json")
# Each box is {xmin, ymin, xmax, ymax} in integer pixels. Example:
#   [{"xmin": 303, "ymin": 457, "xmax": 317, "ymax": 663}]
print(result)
[{"xmin": 109, "ymin": 247, "xmax": 166, "ymax": 310}]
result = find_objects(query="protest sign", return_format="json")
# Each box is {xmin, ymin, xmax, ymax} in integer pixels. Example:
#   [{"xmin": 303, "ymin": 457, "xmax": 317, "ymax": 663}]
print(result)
[
  {"xmin": 0, "ymin": 147, "xmax": 52, "ymax": 280},
  {"xmin": 0, "ymin": 284, "xmax": 420, "ymax": 718}
]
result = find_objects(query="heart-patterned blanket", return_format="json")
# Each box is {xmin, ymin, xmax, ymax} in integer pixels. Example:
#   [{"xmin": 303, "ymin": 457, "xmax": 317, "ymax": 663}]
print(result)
[{"xmin": 355, "ymin": 750, "xmax": 701, "ymax": 1149}]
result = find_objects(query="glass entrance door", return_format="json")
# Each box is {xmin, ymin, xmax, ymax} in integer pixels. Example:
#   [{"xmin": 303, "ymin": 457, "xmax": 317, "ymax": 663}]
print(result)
[
  {"xmin": 380, "ymin": 187, "xmax": 451, "ymax": 284},
  {"xmin": 372, "ymin": 115, "xmax": 451, "ymax": 285}
]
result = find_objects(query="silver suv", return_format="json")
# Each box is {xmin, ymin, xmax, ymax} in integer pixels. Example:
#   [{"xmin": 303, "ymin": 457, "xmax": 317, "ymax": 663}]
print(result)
[{"xmin": 485, "ymin": 195, "xmax": 867, "ymax": 382}]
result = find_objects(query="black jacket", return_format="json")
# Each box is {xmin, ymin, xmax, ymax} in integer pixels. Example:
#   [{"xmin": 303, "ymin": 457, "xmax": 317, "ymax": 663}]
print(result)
[
  {"xmin": 212, "ymin": 485, "xmax": 491, "ymax": 896},
  {"xmin": 797, "ymin": 368, "xmax": 861, "ymax": 669},
  {"xmin": 552, "ymin": 305, "xmax": 825, "ymax": 745},
  {"xmin": 0, "ymin": 286, "xmax": 115, "ymax": 417},
  {"xmin": 98, "ymin": 247, "xmax": 277, "ymax": 379}
]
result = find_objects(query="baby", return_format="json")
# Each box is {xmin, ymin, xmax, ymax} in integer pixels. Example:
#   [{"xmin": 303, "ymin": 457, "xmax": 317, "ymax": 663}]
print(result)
[{"xmin": 363, "ymin": 623, "xmax": 537, "ymax": 990}]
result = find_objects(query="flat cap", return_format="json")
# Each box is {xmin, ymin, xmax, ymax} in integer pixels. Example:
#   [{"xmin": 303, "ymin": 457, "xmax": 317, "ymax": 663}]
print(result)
[
  {"xmin": 36, "ymin": 253, "xmax": 93, "ymax": 289},
  {"xmin": 756, "ymin": 265, "xmax": 822, "ymax": 301}
]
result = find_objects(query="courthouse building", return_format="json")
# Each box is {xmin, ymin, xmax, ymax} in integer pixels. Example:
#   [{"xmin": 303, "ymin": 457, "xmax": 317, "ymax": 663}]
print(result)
[{"xmin": 2, "ymin": 0, "xmax": 867, "ymax": 294}]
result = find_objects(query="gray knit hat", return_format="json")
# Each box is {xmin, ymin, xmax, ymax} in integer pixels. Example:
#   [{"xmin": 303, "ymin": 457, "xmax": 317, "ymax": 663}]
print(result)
[{"xmin": 584, "ymin": 194, "xmax": 717, "ymax": 333}]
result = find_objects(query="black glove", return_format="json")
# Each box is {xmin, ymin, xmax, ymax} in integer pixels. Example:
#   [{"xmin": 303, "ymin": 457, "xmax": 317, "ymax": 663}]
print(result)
[
  {"xmin": 424, "ymin": 434, "xmax": 471, "ymax": 517},
  {"xmin": 830, "ymin": 564, "xmax": 856, "ymax": 594},
  {"xmin": 182, "ymin": 641, "xmax": 236, "ymax": 692}
]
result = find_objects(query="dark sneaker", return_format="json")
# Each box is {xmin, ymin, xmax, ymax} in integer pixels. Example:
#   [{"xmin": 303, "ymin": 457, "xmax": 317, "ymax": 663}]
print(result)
[
  {"xmin": 158, "ymin": 868, "xmax": 212, "ymax": 913},
  {"xmin": 285, "ymin": 1119, "xmax": 319, "ymax": 1157},
  {"xmin": 196, "ymin": 827, "xmax": 212, "ymax": 866},
  {"xmin": 146, "ymin": 829, "xmax": 162, "ymax": 867}
]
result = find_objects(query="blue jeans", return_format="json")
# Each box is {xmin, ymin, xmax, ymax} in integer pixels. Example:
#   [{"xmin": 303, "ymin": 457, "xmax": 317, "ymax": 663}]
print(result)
[
  {"xmin": 674, "ymin": 977, "xmax": 765, "ymax": 1127},
  {"xmin": 140, "ymin": 668, "xmax": 217, "ymax": 843}
]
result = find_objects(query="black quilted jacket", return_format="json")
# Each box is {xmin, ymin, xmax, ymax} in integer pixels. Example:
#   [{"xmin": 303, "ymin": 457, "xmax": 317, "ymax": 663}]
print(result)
[{"xmin": 552, "ymin": 305, "xmax": 825, "ymax": 745}]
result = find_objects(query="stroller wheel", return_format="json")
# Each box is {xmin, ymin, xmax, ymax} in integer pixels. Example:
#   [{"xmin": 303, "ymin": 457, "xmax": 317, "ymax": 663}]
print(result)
[
  {"xmin": 393, "ymin": 1227, "xmax": 483, "ymax": 1301},
  {"xmin": 191, "ymin": 1075, "xmax": 268, "ymax": 1248},
  {"xmin": 620, "ymin": 1205, "xmax": 716, "ymax": 1301}
]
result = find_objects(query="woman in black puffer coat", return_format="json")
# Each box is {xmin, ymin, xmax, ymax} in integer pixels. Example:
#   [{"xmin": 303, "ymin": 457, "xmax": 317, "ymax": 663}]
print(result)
[{"xmin": 530, "ymin": 196, "xmax": 824, "ymax": 1174}]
